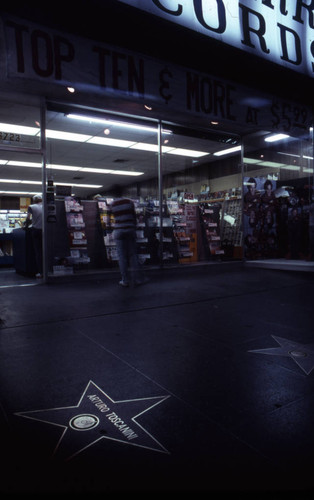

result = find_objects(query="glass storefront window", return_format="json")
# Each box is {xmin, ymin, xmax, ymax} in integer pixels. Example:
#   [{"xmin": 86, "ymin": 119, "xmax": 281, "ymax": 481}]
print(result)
[
  {"xmin": 243, "ymin": 129, "xmax": 314, "ymax": 261},
  {"xmin": 45, "ymin": 107, "xmax": 159, "ymax": 276},
  {"xmin": 0, "ymin": 95, "xmax": 313, "ymax": 283},
  {"xmin": 161, "ymin": 124, "xmax": 242, "ymax": 264},
  {"xmin": 0, "ymin": 95, "xmax": 42, "ymax": 282}
]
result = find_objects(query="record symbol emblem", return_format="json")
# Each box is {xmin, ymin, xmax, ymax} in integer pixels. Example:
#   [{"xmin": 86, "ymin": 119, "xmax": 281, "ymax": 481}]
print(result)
[{"xmin": 69, "ymin": 414, "xmax": 99, "ymax": 431}]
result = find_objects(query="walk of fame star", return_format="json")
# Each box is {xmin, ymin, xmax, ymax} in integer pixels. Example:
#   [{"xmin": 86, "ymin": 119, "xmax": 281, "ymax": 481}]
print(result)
[
  {"xmin": 249, "ymin": 336, "xmax": 314, "ymax": 375},
  {"xmin": 15, "ymin": 381, "xmax": 170, "ymax": 460}
]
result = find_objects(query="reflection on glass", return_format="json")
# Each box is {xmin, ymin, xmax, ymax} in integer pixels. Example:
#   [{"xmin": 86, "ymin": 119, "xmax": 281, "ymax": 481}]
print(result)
[{"xmin": 243, "ymin": 130, "xmax": 314, "ymax": 261}]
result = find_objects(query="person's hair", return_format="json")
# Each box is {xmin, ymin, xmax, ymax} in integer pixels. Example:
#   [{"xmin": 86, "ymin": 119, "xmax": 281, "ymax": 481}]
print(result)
[{"xmin": 264, "ymin": 180, "xmax": 272, "ymax": 190}]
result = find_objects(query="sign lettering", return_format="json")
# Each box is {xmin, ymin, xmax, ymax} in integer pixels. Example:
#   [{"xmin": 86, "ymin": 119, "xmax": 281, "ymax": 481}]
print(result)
[
  {"xmin": 117, "ymin": 0, "xmax": 314, "ymax": 77},
  {"xmin": 1, "ymin": 15, "xmax": 311, "ymax": 136}
]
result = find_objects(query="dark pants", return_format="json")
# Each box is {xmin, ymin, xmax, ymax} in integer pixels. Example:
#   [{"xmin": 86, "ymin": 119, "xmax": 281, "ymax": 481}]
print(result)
[
  {"xmin": 31, "ymin": 227, "xmax": 43, "ymax": 274},
  {"xmin": 114, "ymin": 228, "xmax": 139, "ymax": 283}
]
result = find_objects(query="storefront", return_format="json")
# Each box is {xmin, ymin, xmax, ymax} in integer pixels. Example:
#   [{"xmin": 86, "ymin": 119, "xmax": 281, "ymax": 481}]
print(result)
[{"xmin": 0, "ymin": 1, "xmax": 313, "ymax": 282}]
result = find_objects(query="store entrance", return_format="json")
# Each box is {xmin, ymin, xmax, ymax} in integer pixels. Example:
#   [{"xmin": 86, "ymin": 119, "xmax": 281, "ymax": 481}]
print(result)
[
  {"xmin": 0, "ymin": 95, "xmax": 43, "ymax": 286},
  {"xmin": 45, "ymin": 106, "xmax": 244, "ymax": 277}
]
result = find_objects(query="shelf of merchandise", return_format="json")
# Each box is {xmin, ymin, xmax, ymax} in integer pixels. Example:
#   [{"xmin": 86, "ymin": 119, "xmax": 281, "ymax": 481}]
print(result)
[
  {"xmin": 52, "ymin": 197, "xmax": 90, "ymax": 275},
  {"xmin": 0, "ymin": 233, "xmax": 14, "ymax": 264},
  {"xmin": 199, "ymin": 202, "xmax": 224, "ymax": 258},
  {"xmin": 220, "ymin": 197, "xmax": 243, "ymax": 258},
  {"xmin": 97, "ymin": 199, "xmax": 119, "ymax": 264},
  {"xmin": 0, "ymin": 210, "xmax": 27, "ymax": 265}
]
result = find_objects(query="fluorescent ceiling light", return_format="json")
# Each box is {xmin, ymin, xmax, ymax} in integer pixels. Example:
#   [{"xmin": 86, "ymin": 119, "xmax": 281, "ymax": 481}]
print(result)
[
  {"xmin": 166, "ymin": 148, "xmax": 209, "ymax": 158},
  {"xmin": 7, "ymin": 160, "xmax": 42, "ymax": 168},
  {"xmin": 0, "ymin": 122, "xmax": 214, "ymax": 158},
  {"xmin": 46, "ymin": 130, "xmax": 92, "ymax": 142},
  {"xmin": 258, "ymin": 161, "xmax": 286, "ymax": 168},
  {"xmin": 80, "ymin": 167, "xmax": 143, "ymax": 176},
  {"xmin": 303, "ymin": 155, "xmax": 314, "ymax": 160},
  {"xmin": 130, "ymin": 142, "xmax": 176, "ymax": 153},
  {"xmin": 265, "ymin": 133, "xmax": 290, "ymax": 142},
  {"xmin": 214, "ymin": 145, "xmax": 241, "ymax": 156},
  {"xmin": 0, "ymin": 179, "xmax": 20, "ymax": 183},
  {"xmin": 0, "ymin": 122, "xmax": 40, "ymax": 136},
  {"xmin": 56, "ymin": 182, "xmax": 103, "ymax": 188},
  {"xmin": 0, "ymin": 178, "xmax": 102, "ymax": 188},
  {"xmin": 87, "ymin": 137, "xmax": 136, "ymax": 147},
  {"xmin": 67, "ymin": 113, "xmax": 163, "ymax": 134},
  {"xmin": 48, "ymin": 164, "xmax": 80, "ymax": 171},
  {"xmin": 277, "ymin": 151, "xmax": 300, "ymax": 158},
  {"xmin": 130, "ymin": 142, "xmax": 159, "ymax": 152},
  {"xmin": 80, "ymin": 167, "xmax": 114, "ymax": 174},
  {"xmin": 111, "ymin": 170, "xmax": 144, "ymax": 176},
  {"xmin": 279, "ymin": 164, "xmax": 301, "ymax": 171},
  {"xmin": 1, "ymin": 159, "xmax": 144, "ymax": 176},
  {"xmin": 243, "ymin": 157, "xmax": 260, "ymax": 164},
  {"xmin": 0, "ymin": 190, "xmax": 40, "ymax": 195}
]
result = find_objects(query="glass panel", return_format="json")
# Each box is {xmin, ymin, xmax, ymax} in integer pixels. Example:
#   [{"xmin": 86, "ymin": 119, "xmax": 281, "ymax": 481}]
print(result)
[
  {"xmin": 0, "ymin": 96, "xmax": 42, "ymax": 284},
  {"xmin": 243, "ymin": 129, "xmax": 314, "ymax": 261},
  {"xmin": 46, "ymin": 109, "xmax": 159, "ymax": 276},
  {"xmin": 161, "ymin": 124, "xmax": 242, "ymax": 264}
]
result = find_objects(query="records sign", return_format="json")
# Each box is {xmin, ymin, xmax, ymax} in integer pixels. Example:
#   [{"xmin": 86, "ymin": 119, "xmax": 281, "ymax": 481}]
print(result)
[{"xmin": 117, "ymin": 0, "xmax": 314, "ymax": 78}]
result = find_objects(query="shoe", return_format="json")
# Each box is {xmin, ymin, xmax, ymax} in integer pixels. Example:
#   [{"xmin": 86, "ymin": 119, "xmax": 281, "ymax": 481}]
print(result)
[{"xmin": 118, "ymin": 280, "xmax": 129, "ymax": 287}]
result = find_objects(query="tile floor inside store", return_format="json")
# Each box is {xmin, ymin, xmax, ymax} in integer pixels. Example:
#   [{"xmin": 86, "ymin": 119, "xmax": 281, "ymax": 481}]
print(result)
[{"xmin": 0, "ymin": 262, "xmax": 314, "ymax": 495}]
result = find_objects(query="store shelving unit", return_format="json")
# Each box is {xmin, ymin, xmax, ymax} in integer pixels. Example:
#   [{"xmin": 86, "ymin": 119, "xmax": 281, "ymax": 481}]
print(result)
[{"xmin": 0, "ymin": 210, "xmax": 26, "ymax": 265}]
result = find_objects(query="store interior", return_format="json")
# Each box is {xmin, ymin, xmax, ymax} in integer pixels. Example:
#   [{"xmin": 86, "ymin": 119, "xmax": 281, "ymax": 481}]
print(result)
[{"xmin": 0, "ymin": 96, "xmax": 313, "ymax": 280}]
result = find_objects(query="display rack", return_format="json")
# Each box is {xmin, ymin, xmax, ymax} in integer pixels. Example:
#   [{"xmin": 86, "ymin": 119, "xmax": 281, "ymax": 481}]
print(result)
[
  {"xmin": 97, "ymin": 199, "xmax": 118, "ymax": 263},
  {"xmin": 199, "ymin": 202, "xmax": 224, "ymax": 258},
  {"xmin": 55, "ymin": 196, "xmax": 90, "ymax": 274},
  {"xmin": 134, "ymin": 201, "xmax": 151, "ymax": 264},
  {"xmin": 0, "ymin": 210, "xmax": 26, "ymax": 265},
  {"xmin": 220, "ymin": 197, "xmax": 243, "ymax": 254}
]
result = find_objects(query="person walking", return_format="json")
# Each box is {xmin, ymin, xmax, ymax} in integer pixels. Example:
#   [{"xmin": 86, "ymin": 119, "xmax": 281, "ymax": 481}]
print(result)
[{"xmin": 110, "ymin": 185, "xmax": 143, "ymax": 287}]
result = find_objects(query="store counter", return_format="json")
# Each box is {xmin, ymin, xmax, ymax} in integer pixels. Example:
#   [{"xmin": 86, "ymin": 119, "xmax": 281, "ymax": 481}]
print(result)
[{"xmin": 13, "ymin": 228, "xmax": 37, "ymax": 276}]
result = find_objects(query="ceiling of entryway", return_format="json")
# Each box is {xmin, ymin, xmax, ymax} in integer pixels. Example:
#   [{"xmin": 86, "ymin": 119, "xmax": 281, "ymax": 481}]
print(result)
[{"xmin": 0, "ymin": 97, "xmax": 312, "ymax": 200}]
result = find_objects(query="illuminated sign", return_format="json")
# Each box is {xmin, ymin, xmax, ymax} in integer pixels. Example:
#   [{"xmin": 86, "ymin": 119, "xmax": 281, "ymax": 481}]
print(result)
[
  {"xmin": 1, "ymin": 15, "xmax": 312, "ymax": 135},
  {"xmin": 117, "ymin": 0, "xmax": 314, "ymax": 77}
]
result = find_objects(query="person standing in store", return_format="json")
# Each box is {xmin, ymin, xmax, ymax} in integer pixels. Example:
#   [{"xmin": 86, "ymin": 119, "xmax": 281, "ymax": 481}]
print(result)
[
  {"xmin": 110, "ymin": 184, "xmax": 144, "ymax": 287},
  {"xmin": 25, "ymin": 194, "xmax": 43, "ymax": 278}
]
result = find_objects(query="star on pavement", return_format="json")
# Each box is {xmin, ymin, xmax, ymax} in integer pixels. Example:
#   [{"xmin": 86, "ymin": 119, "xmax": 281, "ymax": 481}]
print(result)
[
  {"xmin": 249, "ymin": 336, "xmax": 314, "ymax": 375},
  {"xmin": 15, "ymin": 380, "xmax": 170, "ymax": 460}
]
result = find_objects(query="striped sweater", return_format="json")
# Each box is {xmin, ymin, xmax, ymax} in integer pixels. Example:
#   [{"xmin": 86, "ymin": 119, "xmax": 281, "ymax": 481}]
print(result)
[{"xmin": 110, "ymin": 198, "xmax": 136, "ymax": 230}]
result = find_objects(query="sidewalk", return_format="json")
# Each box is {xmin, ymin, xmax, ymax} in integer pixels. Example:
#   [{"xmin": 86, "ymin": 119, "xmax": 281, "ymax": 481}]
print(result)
[{"xmin": 1, "ymin": 262, "xmax": 314, "ymax": 494}]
